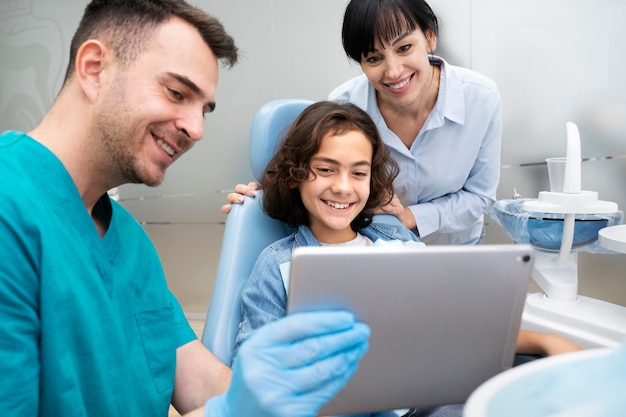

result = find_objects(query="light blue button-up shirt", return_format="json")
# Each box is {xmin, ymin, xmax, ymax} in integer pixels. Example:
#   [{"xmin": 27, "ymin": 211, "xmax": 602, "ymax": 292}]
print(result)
[{"xmin": 329, "ymin": 56, "xmax": 502, "ymax": 245}]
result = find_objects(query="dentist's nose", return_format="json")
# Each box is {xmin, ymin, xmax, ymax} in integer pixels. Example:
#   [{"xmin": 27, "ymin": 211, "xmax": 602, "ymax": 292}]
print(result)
[{"xmin": 177, "ymin": 109, "xmax": 204, "ymax": 142}]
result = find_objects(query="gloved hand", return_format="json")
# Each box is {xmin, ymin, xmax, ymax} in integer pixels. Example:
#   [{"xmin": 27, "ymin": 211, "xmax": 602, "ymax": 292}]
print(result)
[{"xmin": 204, "ymin": 311, "xmax": 370, "ymax": 417}]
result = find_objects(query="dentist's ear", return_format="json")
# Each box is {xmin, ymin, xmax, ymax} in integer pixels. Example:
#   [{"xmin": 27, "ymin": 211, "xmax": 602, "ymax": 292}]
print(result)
[{"xmin": 74, "ymin": 39, "xmax": 112, "ymax": 103}]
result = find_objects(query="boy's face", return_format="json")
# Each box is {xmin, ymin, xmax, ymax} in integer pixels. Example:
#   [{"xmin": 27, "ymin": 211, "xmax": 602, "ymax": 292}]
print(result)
[{"xmin": 299, "ymin": 129, "xmax": 373, "ymax": 244}]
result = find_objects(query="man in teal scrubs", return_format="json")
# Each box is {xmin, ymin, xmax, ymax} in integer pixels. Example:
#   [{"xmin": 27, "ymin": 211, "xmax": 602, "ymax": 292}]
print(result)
[{"xmin": 0, "ymin": 1, "xmax": 370, "ymax": 416}]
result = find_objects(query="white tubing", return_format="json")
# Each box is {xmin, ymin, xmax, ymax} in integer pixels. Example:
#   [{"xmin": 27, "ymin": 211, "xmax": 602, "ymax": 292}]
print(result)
[{"xmin": 563, "ymin": 122, "xmax": 582, "ymax": 193}]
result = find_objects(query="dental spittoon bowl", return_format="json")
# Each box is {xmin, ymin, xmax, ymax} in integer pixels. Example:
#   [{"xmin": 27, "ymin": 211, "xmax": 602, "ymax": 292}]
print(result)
[
  {"xmin": 464, "ymin": 343, "xmax": 626, "ymax": 417},
  {"xmin": 490, "ymin": 199, "xmax": 621, "ymax": 253}
]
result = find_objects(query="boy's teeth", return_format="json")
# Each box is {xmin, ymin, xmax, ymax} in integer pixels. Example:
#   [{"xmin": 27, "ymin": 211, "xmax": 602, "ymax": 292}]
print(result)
[{"xmin": 327, "ymin": 201, "xmax": 349, "ymax": 209}]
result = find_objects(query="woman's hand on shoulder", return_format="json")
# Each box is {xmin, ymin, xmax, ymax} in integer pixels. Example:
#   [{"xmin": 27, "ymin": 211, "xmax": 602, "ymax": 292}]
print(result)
[
  {"xmin": 221, "ymin": 182, "xmax": 260, "ymax": 214},
  {"xmin": 375, "ymin": 194, "xmax": 417, "ymax": 230}
]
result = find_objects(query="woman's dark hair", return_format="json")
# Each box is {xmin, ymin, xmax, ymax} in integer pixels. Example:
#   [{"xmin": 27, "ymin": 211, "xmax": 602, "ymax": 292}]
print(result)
[
  {"xmin": 342, "ymin": 0, "xmax": 439, "ymax": 62},
  {"xmin": 262, "ymin": 101, "xmax": 399, "ymax": 230},
  {"xmin": 63, "ymin": 0, "xmax": 238, "ymax": 85}
]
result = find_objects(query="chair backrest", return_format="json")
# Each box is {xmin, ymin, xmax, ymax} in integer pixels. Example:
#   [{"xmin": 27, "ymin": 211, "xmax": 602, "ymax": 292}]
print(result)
[{"xmin": 201, "ymin": 98, "xmax": 313, "ymax": 365}]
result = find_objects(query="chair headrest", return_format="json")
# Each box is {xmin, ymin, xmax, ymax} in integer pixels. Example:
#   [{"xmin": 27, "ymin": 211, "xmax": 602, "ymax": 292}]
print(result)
[{"xmin": 249, "ymin": 98, "xmax": 314, "ymax": 182}]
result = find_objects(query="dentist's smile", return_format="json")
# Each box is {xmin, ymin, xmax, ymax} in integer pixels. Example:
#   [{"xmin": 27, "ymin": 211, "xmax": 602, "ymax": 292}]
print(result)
[{"xmin": 156, "ymin": 137, "xmax": 175, "ymax": 157}]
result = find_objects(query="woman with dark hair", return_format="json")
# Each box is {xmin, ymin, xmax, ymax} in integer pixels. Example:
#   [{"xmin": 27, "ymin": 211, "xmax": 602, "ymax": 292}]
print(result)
[{"xmin": 330, "ymin": 0, "xmax": 501, "ymax": 246}]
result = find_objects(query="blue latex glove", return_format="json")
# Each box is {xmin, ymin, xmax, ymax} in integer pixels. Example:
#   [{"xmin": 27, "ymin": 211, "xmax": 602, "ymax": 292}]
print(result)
[{"xmin": 205, "ymin": 311, "xmax": 370, "ymax": 417}]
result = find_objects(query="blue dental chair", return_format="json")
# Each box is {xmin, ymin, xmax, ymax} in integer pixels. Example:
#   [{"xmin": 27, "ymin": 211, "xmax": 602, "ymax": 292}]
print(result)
[{"xmin": 200, "ymin": 98, "xmax": 313, "ymax": 366}]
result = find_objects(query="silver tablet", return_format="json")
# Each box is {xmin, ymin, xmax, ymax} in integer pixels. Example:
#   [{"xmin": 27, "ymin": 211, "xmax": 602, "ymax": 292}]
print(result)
[{"xmin": 286, "ymin": 244, "xmax": 533, "ymax": 416}]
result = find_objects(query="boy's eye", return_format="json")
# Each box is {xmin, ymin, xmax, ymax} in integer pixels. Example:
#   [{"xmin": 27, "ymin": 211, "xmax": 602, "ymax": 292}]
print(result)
[{"xmin": 314, "ymin": 166, "xmax": 333, "ymax": 175}]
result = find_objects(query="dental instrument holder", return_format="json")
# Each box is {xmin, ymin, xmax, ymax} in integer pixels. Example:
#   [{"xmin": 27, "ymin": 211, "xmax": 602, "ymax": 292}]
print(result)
[{"xmin": 520, "ymin": 122, "xmax": 626, "ymax": 348}]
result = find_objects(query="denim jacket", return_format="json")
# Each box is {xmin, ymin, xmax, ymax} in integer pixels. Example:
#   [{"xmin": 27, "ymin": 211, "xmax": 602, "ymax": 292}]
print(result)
[{"xmin": 233, "ymin": 222, "xmax": 421, "ymax": 417}]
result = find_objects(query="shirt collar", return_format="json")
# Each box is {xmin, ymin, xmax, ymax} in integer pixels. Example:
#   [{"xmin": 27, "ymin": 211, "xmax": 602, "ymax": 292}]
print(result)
[
  {"xmin": 432, "ymin": 55, "xmax": 466, "ymax": 126},
  {"xmin": 294, "ymin": 224, "xmax": 322, "ymax": 247}
]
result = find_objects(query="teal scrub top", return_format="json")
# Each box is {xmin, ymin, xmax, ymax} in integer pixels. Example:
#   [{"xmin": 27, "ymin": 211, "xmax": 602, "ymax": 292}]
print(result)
[{"xmin": 0, "ymin": 131, "xmax": 197, "ymax": 416}]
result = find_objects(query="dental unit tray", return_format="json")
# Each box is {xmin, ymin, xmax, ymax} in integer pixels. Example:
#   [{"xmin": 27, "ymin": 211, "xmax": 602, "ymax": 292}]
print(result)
[{"xmin": 490, "ymin": 122, "xmax": 626, "ymax": 349}]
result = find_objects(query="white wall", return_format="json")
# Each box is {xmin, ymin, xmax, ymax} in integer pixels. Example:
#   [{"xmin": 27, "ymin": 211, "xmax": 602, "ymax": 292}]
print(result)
[{"xmin": 2, "ymin": 0, "xmax": 626, "ymax": 314}]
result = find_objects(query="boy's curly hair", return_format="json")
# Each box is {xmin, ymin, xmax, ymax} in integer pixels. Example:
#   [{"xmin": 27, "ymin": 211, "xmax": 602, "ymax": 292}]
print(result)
[{"xmin": 262, "ymin": 101, "xmax": 399, "ymax": 230}]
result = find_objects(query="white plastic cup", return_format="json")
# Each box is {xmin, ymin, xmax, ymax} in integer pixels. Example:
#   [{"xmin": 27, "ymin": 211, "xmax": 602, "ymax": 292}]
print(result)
[{"xmin": 546, "ymin": 157, "xmax": 566, "ymax": 193}]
